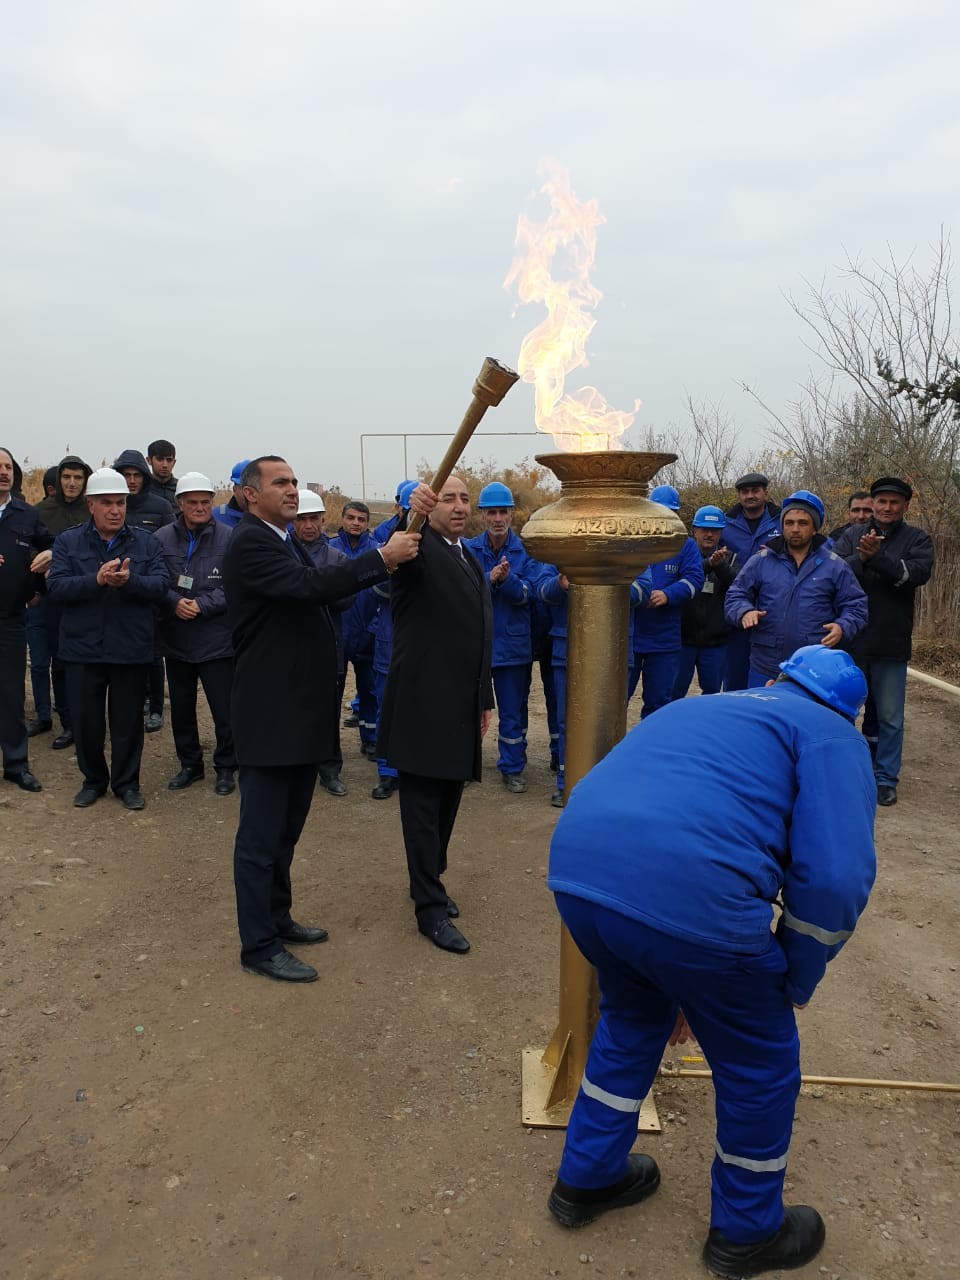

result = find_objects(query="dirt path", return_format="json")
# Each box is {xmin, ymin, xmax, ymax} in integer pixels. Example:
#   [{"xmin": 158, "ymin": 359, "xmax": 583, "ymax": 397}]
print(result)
[{"xmin": 1, "ymin": 678, "xmax": 958, "ymax": 1280}]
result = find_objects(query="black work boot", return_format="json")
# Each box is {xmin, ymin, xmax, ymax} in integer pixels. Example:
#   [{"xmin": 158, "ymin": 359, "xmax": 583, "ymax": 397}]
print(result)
[
  {"xmin": 703, "ymin": 1205, "xmax": 825, "ymax": 1278},
  {"xmin": 547, "ymin": 1154, "xmax": 660, "ymax": 1228}
]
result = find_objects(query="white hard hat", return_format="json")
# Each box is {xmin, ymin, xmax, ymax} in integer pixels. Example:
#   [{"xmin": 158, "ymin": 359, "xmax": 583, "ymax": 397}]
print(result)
[
  {"xmin": 176, "ymin": 471, "xmax": 216, "ymax": 497},
  {"xmin": 296, "ymin": 489, "xmax": 325, "ymax": 514},
  {"xmin": 86, "ymin": 467, "xmax": 130, "ymax": 497}
]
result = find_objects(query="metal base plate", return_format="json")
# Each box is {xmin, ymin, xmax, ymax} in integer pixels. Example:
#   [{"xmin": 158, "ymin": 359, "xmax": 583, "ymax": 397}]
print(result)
[{"xmin": 521, "ymin": 1048, "xmax": 661, "ymax": 1132}]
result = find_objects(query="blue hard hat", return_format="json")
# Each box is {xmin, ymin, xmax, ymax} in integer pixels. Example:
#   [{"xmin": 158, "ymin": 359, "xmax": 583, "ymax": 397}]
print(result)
[
  {"xmin": 478, "ymin": 481, "xmax": 514, "ymax": 508},
  {"xmin": 778, "ymin": 646, "xmax": 867, "ymax": 720},
  {"xmin": 231, "ymin": 459, "xmax": 252, "ymax": 486},
  {"xmin": 649, "ymin": 484, "xmax": 681, "ymax": 511},
  {"xmin": 397, "ymin": 480, "xmax": 417, "ymax": 510},
  {"xmin": 782, "ymin": 489, "xmax": 825, "ymax": 530},
  {"xmin": 395, "ymin": 478, "xmax": 413, "ymax": 500},
  {"xmin": 692, "ymin": 504, "xmax": 726, "ymax": 528}
]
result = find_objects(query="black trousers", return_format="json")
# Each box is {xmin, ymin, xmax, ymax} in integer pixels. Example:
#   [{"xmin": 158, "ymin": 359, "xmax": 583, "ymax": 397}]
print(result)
[
  {"xmin": 43, "ymin": 599, "xmax": 71, "ymax": 730},
  {"xmin": 147, "ymin": 655, "xmax": 165, "ymax": 715},
  {"xmin": 166, "ymin": 656, "xmax": 236, "ymax": 770},
  {"xmin": 397, "ymin": 771, "xmax": 465, "ymax": 927},
  {"xmin": 233, "ymin": 762, "xmax": 319, "ymax": 965},
  {"xmin": 64, "ymin": 662, "xmax": 150, "ymax": 794},
  {"xmin": 0, "ymin": 618, "xmax": 28, "ymax": 775}
]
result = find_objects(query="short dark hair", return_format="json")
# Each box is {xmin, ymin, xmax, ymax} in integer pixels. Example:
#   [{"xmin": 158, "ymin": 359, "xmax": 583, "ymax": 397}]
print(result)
[
  {"xmin": 241, "ymin": 455, "xmax": 287, "ymax": 491},
  {"xmin": 146, "ymin": 439, "xmax": 176, "ymax": 459},
  {"xmin": 341, "ymin": 501, "xmax": 370, "ymax": 519},
  {"xmin": 847, "ymin": 490, "xmax": 871, "ymax": 508}
]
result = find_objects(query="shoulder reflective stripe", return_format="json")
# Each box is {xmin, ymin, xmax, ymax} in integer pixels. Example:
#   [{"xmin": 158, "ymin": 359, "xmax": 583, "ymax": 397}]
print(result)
[
  {"xmin": 896, "ymin": 559, "xmax": 909, "ymax": 586},
  {"xmin": 782, "ymin": 907, "xmax": 852, "ymax": 946},
  {"xmin": 581, "ymin": 1074, "xmax": 644, "ymax": 1113},
  {"xmin": 715, "ymin": 1141, "xmax": 788, "ymax": 1173}
]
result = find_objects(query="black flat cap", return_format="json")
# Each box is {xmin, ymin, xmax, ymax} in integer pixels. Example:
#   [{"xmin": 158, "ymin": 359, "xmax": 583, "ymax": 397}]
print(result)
[
  {"xmin": 870, "ymin": 476, "xmax": 913, "ymax": 500},
  {"xmin": 734, "ymin": 472, "xmax": 769, "ymax": 490}
]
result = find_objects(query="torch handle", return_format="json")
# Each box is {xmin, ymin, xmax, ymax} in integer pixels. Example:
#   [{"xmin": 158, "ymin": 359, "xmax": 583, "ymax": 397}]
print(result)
[{"xmin": 406, "ymin": 356, "xmax": 519, "ymax": 535}]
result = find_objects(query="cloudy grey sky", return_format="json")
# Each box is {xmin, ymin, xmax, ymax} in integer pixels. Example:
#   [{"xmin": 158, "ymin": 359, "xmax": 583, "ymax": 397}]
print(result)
[{"xmin": 2, "ymin": 0, "xmax": 957, "ymax": 498}]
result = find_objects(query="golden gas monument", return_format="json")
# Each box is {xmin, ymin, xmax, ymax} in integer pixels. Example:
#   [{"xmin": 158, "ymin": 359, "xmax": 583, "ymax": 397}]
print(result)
[{"xmin": 506, "ymin": 163, "xmax": 686, "ymax": 1128}]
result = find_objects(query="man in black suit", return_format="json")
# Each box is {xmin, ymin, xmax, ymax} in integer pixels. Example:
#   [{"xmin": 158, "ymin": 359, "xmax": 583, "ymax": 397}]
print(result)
[
  {"xmin": 223, "ymin": 456, "xmax": 420, "ymax": 983},
  {"xmin": 378, "ymin": 476, "xmax": 494, "ymax": 955}
]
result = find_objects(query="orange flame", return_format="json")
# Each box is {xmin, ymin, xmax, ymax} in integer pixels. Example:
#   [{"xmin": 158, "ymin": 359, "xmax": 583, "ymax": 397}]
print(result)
[{"xmin": 504, "ymin": 161, "xmax": 639, "ymax": 452}]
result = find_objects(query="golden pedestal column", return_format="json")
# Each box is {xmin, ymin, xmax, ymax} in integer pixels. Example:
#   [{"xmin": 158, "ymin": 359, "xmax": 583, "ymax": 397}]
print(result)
[{"xmin": 519, "ymin": 451, "xmax": 686, "ymax": 1129}]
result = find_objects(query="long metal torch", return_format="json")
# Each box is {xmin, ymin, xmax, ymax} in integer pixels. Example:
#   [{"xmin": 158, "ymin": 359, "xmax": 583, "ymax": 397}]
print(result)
[{"xmin": 405, "ymin": 357, "xmax": 519, "ymax": 532}]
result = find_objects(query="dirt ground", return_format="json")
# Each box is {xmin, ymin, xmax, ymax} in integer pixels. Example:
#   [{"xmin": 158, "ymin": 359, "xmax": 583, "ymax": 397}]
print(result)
[{"xmin": 1, "ymin": 674, "xmax": 958, "ymax": 1280}]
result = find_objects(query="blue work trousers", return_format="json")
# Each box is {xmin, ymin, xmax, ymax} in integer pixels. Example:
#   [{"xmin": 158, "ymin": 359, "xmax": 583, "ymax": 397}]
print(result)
[
  {"xmin": 555, "ymin": 894, "xmax": 800, "ymax": 1245},
  {"xmin": 347, "ymin": 658, "xmax": 378, "ymax": 747},
  {"xmin": 373, "ymin": 667, "xmax": 397, "ymax": 781},
  {"xmin": 673, "ymin": 643, "xmax": 727, "ymax": 699},
  {"xmin": 723, "ymin": 629, "xmax": 751, "ymax": 691},
  {"xmin": 858, "ymin": 659, "xmax": 907, "ymax": 787},
  {"xmin": 493, "ymin": 663, "xmax": 530, "ymax": 776},
  {"xmin": 527, "ymin": 653, "xmax": 559, "ymax": 764},
  {"xmin": 627, "ymin": 651, "xmax": 679, "ymax": 718},
  {"xmin": 25, "ymin": 600, "xmax": 52, "ymax": 721}
]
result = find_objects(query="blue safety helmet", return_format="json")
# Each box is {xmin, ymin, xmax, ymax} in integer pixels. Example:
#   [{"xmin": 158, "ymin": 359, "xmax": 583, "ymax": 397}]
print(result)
[
  {"xmin": 692, "ymin": 504, "xmax": 726, "ymax": 529},
  {"xmin": 231, "ymin": 459, "xmax": 252, "ymax": 486},
  {"xmin": 478, "ymin": 481, "xmax": 515, "ymax": 508},
  {"xmin": 778, "ymin": 646, "xmax": 867, "ymax": 720},
  {"xmin": 781, "ymin": 489, "xmax": 825, "ymax": 530},
  {"xmin": 649, "ymin": 484, "xmax": 681, "ymax": 511},
  {"xmin": 395, "ymin": 478, "xmax": 413, "ymax": 500},
  {"xmin": 397, "ymin": 480, "xmax": 417, "ymax": 510}
]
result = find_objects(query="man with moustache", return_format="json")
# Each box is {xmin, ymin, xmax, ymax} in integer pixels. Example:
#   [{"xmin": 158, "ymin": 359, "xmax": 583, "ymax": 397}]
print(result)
[
  {"xmin": 720, "ymin": 473, "xmax": 782, "ymax": 690},
  {"xmin": 724, "ymin": 491, "xmax": 867, "ymax": 688},
  {"xmin": 223, "ymin": 457, "xmax": 420, "ymax": 983},
  {"xmin": 0, "ymin": 447, "xmax": 53, "ymax": 793},
  {"xmin": 47, "ymin": 468, "xmax": 169, "ymax": 810},
  {"xmin": 377, "ymin": 476, "xmax": 495, "ymax": 955}
]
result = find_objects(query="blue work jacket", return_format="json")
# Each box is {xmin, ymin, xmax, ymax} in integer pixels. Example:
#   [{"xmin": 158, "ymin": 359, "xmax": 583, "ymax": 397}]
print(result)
[
  {"xmin": 540, "ymin": 569, "xmax": 652, "ymax": 668},
  {"xmin": 724, "ymin": 535, "xmax": 868, "ymax": 679},
  {"xmin": 721, "ymin": 501, "xmax": 781, "ymax": 570},
  {"xmin": 153, "ymin": 515, "xmax": 234, "ymax": 663},
  {"xmin": 631, "ymin": 537, "xmax": 704, "ymax": 653},
  {"xmin": 47, "ymin": 521, "xmax": 169, "ymax": 664},
  {"xmin": 464, "ymin": 529, "xmax": 542, "ymax": 667},
  {"xmin": 328, "ymin": 527, "xmax": 379, "ymax": 661},
  {"xmin": 548, "ymin": 683, "xmax": 877, "ymax": 1007}
]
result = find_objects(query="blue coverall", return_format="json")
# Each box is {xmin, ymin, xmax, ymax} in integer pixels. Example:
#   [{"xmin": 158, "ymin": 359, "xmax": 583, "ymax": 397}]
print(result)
[
  {"xmin": 547, "ymin": 685, "xmax": 876, "ymax": 1243},
  {"xmin": 628, "ymin": 537, "xmax": 704, "ymax": 717},
  {"xmin": 327, "ymin": 527, "xmax": 380, "ymax": 748},
  {"xmin": 464, "ymin": 529, "xmax": 542, "ymax": 777},
  {"xmin": 719, "ymin": 501, "xmax": 781, "ymax": 690}
]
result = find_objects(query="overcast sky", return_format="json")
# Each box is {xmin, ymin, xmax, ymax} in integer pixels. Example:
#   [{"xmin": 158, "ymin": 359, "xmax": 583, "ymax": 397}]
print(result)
[{"xmin": 2, "ymin": 0, "xmax": 958, "ymax": 499}]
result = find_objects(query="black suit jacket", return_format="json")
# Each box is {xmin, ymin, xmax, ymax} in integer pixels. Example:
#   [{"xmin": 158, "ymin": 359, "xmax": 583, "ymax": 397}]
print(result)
[
  {"xmin": 223, "ymin": 514, "xmax": 388, "ymax": 767},
  {"xmin": 378, "ymin": 524, "xmax": 494, "ymax": 781}
]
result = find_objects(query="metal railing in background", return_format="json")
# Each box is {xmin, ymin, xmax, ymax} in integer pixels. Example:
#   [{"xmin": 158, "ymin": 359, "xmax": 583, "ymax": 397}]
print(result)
[{"xmin": 359, "ymin": 431, "xmax": 543, "ymax": 501}]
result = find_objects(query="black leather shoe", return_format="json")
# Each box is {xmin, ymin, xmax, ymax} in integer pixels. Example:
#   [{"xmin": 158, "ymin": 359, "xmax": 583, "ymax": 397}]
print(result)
[
  {"xmin": 371, "ymin": 776, "xmax": 398, "ymax": 799},
  {"xmin": 420, "ymin": 918, "xmax": 470, "ymax": 954},
  {"xmin": 502, "ymin": 772, "xmax": 528, "ymax": 794},
  {"xmin": 343, "ymin": 712, "xmax": 359, "ymax": 728},
  {"xmin": 360, "ymin": 741, "xmax": 377, "ymax": 759},
  {"xmin": 144, "ymin": 712, "xmax": 163, "ymax": 733},
  {"xmin": 548, "ymin": 1154, "xmax": 661, "ymax": 1228},
  {"xmin": 168, "ymin": 765, "xmax": 205, "ymax": 790},
  {"xmin": 242, "ymin": 949, "xmax": 318, "ymax": 983},
  {"xmin": 119, "ymin": 788, "xmax": 146, "ymax": 811},
  {"xmin": 446, "ymin": 897, "xmax": 460, "ymax": 918},
  {"xmin": 279, "ymin": 921, "xmax": 329, "ymax": 945},
  {"xmin": 26, "ymin": 718, "xmax": 52, "ymax": 737},
  {"xmin": 52, "ymin": 730, "xmax": 74, "ymax": 750},
  {"xmin": 550, "ymin": 790, "xmax": 564, "ymax": 808},
  {"xmin": 319, "ymin": 774, "xmax": 348, "ymax": 796},
  {"xmin": 703, "ymin": 1205, "xmax": 825, "ymax": 1278},
  {"xmin": 877, "ymin": 785, "xmax": 897, "ymax": 806},
  {"xmin": 74, "ymin": 786, "xmax": 105, "ymax": 808},
  {"xmin": 214, "ymin": 769, "xmax": 236, "ymax": 795},
  {"xmin": 3, "ymin": 770, "xmax": 42, "ymax": 793}
]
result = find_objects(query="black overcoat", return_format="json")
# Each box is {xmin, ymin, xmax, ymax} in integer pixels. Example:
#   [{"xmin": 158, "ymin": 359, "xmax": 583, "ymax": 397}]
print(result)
[
  {"xmin": 377, "ymin": 524, "xmax": 494, "ymax": 782},
  {"xmin": 223, "ymin": 513, "xmax": 388, "ymax": 767}
]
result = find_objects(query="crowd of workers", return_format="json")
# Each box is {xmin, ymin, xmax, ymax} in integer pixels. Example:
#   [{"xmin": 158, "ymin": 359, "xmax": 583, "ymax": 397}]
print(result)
[{"xmin": 0, "ymin": 445, "xmax": 934, "ymax": 814}]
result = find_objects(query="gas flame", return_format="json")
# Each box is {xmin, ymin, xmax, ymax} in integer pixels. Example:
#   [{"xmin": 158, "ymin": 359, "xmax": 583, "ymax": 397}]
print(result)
[{"xmin": 504, "ymin": 161, "xmax": 639, "ymax": 452}]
